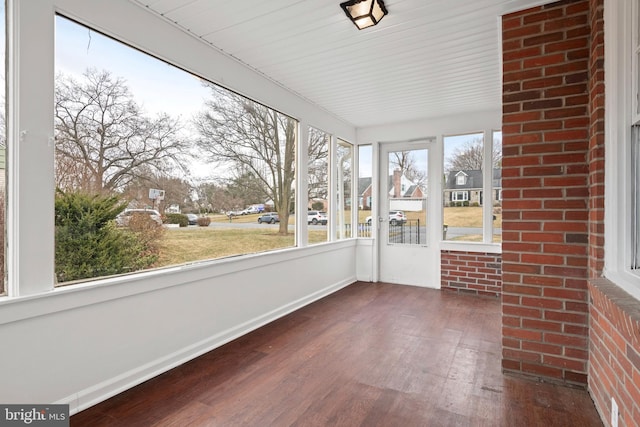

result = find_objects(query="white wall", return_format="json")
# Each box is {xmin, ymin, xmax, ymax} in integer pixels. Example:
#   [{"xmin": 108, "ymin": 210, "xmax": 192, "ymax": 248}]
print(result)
[
  {"xmin": 0, "ymin": 242, "xmax": 356, "ymax": 413},
  {"xmin": 356, "ymin": 110, "xmax": 501, "ymax": 144}
]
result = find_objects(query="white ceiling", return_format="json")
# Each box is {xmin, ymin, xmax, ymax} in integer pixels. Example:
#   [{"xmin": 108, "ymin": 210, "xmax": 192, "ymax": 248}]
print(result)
[{"xmin": 131, "ymin": 0, "xmax": 550, "ymax": 128}]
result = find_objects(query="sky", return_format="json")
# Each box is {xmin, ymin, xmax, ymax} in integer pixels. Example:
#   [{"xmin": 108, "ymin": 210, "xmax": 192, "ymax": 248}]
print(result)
[
  {"xmin": 55, "ymin": 15, "xmax": 207, "ymax": 120},
  {"xmin": 55, "ymin": 15, "xmax": 218, "ymax": 180}
]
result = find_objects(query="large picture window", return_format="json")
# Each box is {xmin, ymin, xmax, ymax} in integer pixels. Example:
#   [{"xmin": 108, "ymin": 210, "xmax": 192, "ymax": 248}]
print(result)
[{"xmin": 54, "ymin": 16, "xmax": 298, "ymax": 285}]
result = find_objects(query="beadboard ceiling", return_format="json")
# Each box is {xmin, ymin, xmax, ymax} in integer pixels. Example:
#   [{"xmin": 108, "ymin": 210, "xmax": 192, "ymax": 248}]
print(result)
[{"xmin": 131, "ymin": 0, "xmax": 551, "ymax": 128}]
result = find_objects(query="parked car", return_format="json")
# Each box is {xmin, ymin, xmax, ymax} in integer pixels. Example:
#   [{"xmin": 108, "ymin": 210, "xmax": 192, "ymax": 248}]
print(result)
[
  {"xmin": 242, "ymin": 206, "xmax": 262, "ymax": 215},
  {"xmin": 365, "ymin": 210, "xmax": 407, "ymax": 226},
  {"xmin": 389, "ymin": 210, "xmax": 407, "ymax": 225},
  {"xmin": 307, "ymin": 210, "xmax": 327, "ymax": 225},
  {"xmin": 185, "ymin": 213, "xmax": 198, "ymax": 225},
  {"xmin": 116, "ymin": 209, "xmax": 163, "ymax": 227},
  {"xmin": 257, "ymin": 212, "xmax": 279, "ymax": 224}
]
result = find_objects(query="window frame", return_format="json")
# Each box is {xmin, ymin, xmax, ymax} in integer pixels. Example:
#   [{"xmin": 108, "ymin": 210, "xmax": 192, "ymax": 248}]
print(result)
[
  {"xmin": 441, "ymin": 130, "xmax": 501, "ymax": 248},
  {"xmin": 604, "ymin": 0, "xmax": 640, "ymax": 301},
  {"xmin": 3, "ymin": 0, "xmax": 357, "ymax": 299},
  {"xmin": 452, "ymin": 191, "xmax": 469, "ymax": 202}
]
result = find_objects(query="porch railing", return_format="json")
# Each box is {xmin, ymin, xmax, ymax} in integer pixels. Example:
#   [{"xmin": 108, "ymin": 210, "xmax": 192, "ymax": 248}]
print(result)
[
  {"xmin": 348, "ymin": 220, "xmax": 423, "ymax": 243},
  {"xmin": 388, "ymin": 219, "xmax": 421, "ymax": 244}
]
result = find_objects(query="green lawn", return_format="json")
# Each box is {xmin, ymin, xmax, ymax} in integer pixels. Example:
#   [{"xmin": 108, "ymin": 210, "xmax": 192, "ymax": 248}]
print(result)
[{"xmin": 156, "ymin": 227, "xmax": 328, "ymax": 267}]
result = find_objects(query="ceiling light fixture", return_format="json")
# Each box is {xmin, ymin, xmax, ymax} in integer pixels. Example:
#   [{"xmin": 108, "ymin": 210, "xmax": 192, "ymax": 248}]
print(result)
[{"xmin": 340, "ymin": 0, "xmax": 388, "ymax": 30}]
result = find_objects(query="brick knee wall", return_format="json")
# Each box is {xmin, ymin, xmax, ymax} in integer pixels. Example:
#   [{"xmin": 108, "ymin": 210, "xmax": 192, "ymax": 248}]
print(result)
[
  {"xmin": 501, "ymin": 0, "xmax": 591, "ymax": 385},
  {"xmin": 589, "ymin": 281, "xmax": 640, "ymax": 427},
  {"xmin": 441, "ymin": 251, "xmax": 502, "ymax": 297}
]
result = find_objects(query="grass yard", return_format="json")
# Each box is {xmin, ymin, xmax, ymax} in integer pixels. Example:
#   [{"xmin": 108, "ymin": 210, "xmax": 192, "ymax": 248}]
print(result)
[
  {"xmin": 444, "ymin": 206, "xmax": 503, "ymax": 228},
  {"xmin": 160, "ymin": 206, "xmax": 502, "ymax": 267},
  {"xmin": 155, "ymin": 227, "xmax": 330, "ymax": 268}
]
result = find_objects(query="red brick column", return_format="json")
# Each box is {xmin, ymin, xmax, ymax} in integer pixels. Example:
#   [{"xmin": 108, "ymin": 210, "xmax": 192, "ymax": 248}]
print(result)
[{"xmin": 501, "ymin": 0, "xmax": 590, "ymax": 385}]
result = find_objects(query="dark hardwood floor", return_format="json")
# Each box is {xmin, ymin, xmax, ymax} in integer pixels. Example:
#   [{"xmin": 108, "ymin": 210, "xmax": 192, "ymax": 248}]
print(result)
[{"xmin": 71, "ymin": 282, "xmax": 603, "ymax": 426}]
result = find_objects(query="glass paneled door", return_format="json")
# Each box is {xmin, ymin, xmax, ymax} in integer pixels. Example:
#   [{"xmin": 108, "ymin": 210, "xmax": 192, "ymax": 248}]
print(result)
[{"xmin": 377, "ymin": 140, "xmax": 440, "ymax": 287}]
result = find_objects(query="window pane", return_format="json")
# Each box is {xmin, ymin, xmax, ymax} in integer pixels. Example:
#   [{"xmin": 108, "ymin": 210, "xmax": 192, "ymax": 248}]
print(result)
[
  {"xmin": 308, "ymin": 127, "xmax": 329, "ymax": 244},
  {"xmin": 387, "ymin": 148, "xmax": 427, "ymax": 245},
  {"xmin": 54, "ymin": 16, "xmax": 296, "ymax": 285},
  {"xmin": 336, "ymin": 139, "xmax": 353, "ymax": 239},
  {"xmin": 358, "ymin": 145, "xmax": 373, "ymax": 237},
  {"xmin": 443, "ymin": 133, "xmax": 485, "ymax": 242},
  {"xmin": 637, "ymin": 50, "xmax": 640, "ymax": 117},
  {"xmin": 492, "ymin": 131, "xmax": 503, "ymax": 243},
  {"xmin": 0, "ymin": 1, "xmax": 5, "ymax": 295},
  {"xmin": 633, "ymin": 125, "xmax": 640, "ymax": 269}
]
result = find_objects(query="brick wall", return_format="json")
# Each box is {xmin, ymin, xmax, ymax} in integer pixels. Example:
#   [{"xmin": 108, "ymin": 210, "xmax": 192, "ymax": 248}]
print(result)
[
  {"xmin": 441, "ymin": 251, "xmax": 502, "ymax": 297},
  {"xmin": 501, "ymin": 0, "xmax": 591, "ymax": 385},
  {"xmin": 589, "ymin": 281, "xmax": 640, "ymax": 427}
]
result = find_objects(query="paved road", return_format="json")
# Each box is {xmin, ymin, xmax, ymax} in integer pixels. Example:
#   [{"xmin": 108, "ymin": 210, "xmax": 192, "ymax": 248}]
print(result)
[
  {"xmin": 172, "ymin": 221, "xmax": 502, "ymax": 239},
  {"xmin": 204, "ymin": 220, "xmax": 324, "ymax": 230}
]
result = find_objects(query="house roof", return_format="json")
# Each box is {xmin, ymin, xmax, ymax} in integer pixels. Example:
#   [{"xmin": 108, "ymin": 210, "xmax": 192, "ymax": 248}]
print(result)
[
  {"xmin": 358, "ymin": 177, "xmax": 372, "ymax": 195},
  {"xmin": 445, "ymin": 169, "xmax": 502, "ymax": 190},
  {"xmin": 404, "ymin": 184, "xmax": 420, "ymax": 198},
  {"xmin": 358, "ymin": 175, "xmax": 423, "ymax": 197}
]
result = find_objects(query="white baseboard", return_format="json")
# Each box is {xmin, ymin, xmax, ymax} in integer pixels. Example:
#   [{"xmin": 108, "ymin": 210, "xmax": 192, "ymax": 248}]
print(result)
[{"xmin": 58, "ymin": 277, "xmax": 355, "ymax": 415}]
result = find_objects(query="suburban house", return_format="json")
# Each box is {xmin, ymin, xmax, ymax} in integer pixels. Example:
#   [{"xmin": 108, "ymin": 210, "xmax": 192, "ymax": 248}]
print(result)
[
  {"xmin": 1, "ymin": 1, "xmax": 640, "ymax": 426},
  {"xmin": 443, "ymin": 168, "xmax": 502, "ymax": 206},
  {"xmin": 359, "ymin": 169, "xmax": 424, "ymax": 211},
  {"xmin": 358, "ymin": 177, "xmax": 373, "ymax": 210}
]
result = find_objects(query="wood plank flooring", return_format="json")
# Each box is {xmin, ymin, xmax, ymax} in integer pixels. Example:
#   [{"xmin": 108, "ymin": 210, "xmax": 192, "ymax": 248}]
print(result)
[{"xmin": 71, "ymin": 282, "xmax": 603, "ymax": 426}]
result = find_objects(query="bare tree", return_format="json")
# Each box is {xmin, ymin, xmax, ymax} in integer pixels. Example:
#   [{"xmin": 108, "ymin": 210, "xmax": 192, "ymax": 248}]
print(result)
[
  {"xmin": 307, "ymin": 127, "xmax": 329, "ymax": 201},
  {"xmin": 194, "ymin": 84, "xmax": 296, "ymax": 234},
  {"xmin": 193, "ymin": 181, "xmax": 244, "ymax": 214},
  {"xmin": 446, "ymin": 137, "xmax": 502, "ymax": 173},
  {"xmin": 54, "ymin": 68, "xmax": 189, "ymax": 194},
  {"xmin": 390, "ymin": 150, "xmax": 427, "ymax": 188}
]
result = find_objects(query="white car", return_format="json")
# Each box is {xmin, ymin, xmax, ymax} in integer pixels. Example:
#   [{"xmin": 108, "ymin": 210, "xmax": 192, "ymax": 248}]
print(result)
[
  {"xmin": 307, "ymin": 211, "xmax": 327, "ymax": 225},
  {"xmin": 365, "ymin": 211, "xmax": 407, "ymax": 226},
  {"xmin": 116, "ymin": 209, "xmax": 162, "ymax": 226}
]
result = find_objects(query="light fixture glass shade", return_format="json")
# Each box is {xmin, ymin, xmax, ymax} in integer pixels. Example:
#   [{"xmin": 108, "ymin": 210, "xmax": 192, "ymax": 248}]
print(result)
[{"xmin": 340, "ymin": 0, "xmax": 388, "ymax": 30}]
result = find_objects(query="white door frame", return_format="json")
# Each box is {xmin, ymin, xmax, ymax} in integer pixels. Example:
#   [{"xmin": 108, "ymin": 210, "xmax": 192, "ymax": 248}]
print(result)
[{"xmin": 373, "ymin": 138, "xmax": 441, "ymax": 288}]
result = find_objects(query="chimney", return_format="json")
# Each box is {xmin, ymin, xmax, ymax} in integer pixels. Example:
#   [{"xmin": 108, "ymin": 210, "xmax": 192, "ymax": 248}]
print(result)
[{"xmin": 393, "ymin": 169, "xmax": 402, "ymax": 198}]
